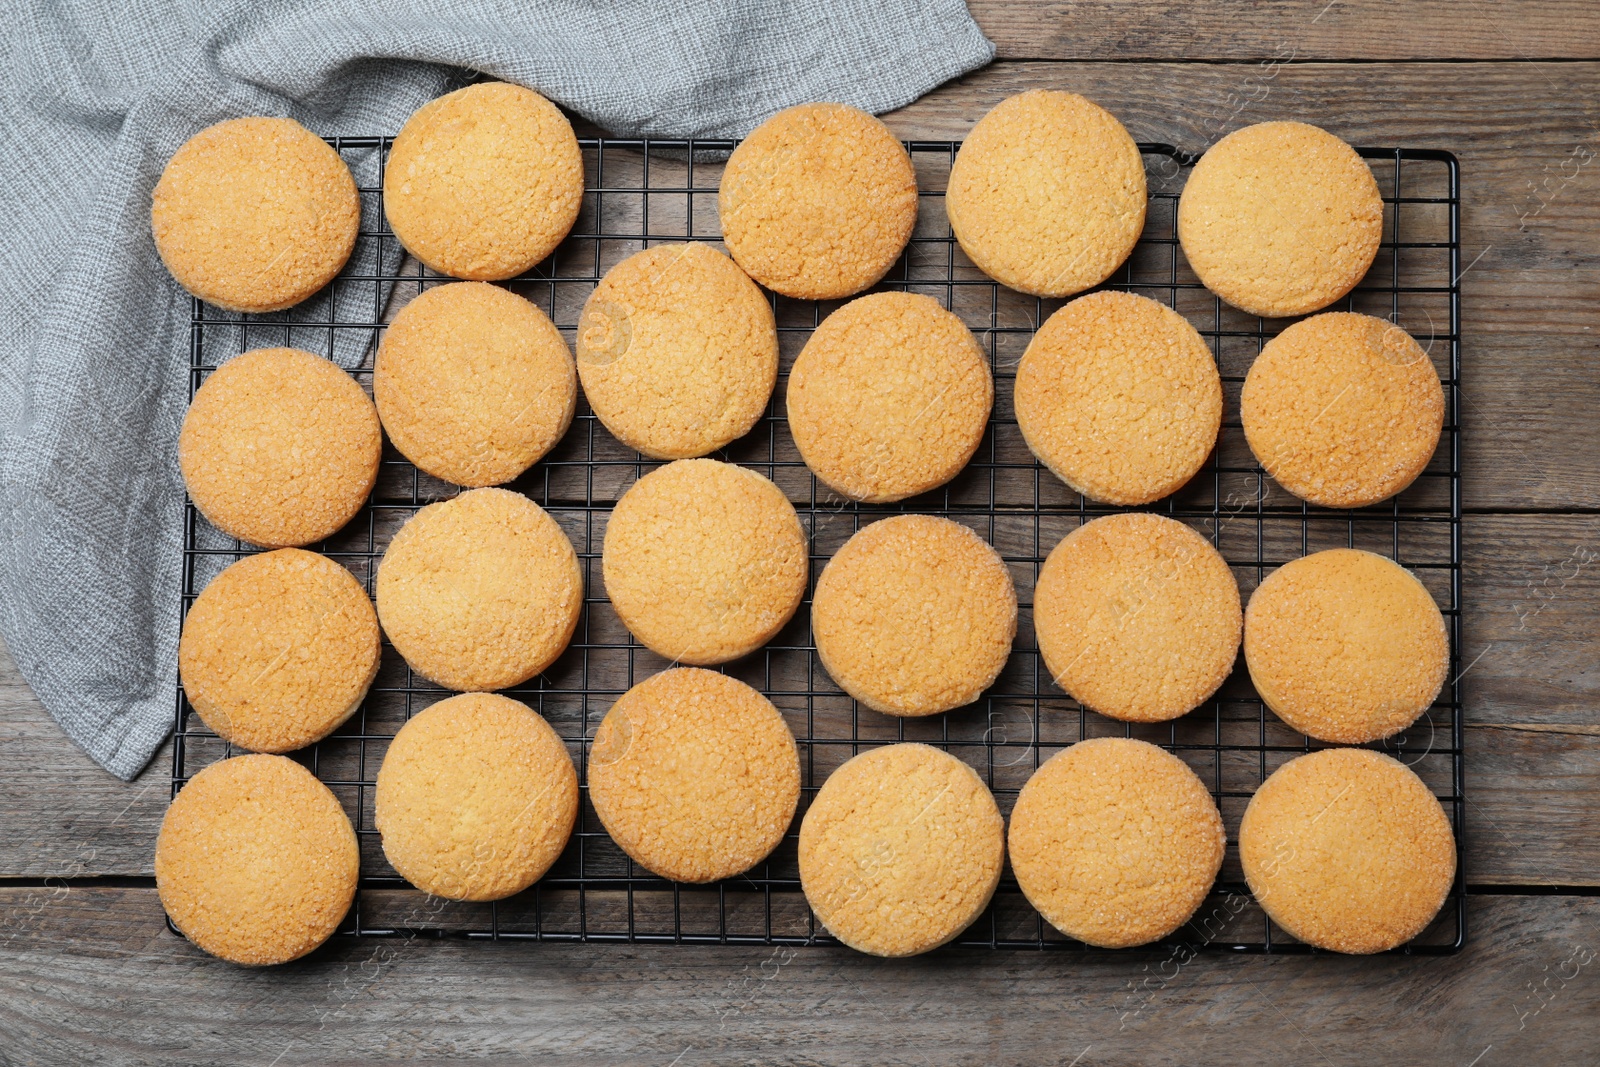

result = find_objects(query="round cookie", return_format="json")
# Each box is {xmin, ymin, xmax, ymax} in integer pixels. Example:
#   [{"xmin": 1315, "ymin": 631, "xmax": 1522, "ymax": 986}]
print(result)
[
  {"xmin": 946, "ymin": 90, "xmax": 1147, "ymax": 297},
  {"xmin": 1240, "ymin": 748, "xmax": 1456, "ymax": 954},
  {"xmin": 1178, "ymin": 121, "xmax": 1383, "ymax": 318},
  {"xmin": 1009, "ymin": 738, "xmax": 1225, "ymax": 948},
  {"xmin": 1034, "ymin": 513, "xmax": 1242, "ymax": 722},
  {"xmin": 719, "ymin": 102, "xmax": 917, "ymax": 300},
  {"xmin": 1016, "ymin": 290, "xmax": 1222, "ymax": 505},
  {"xmin": 179, "ymin": 348, "xmax": 381, "ymax": 548},
  {"xmin": 375, "ymin": 281, "xmax": 576, "ymax": 487},
  {"xmin": 156, "ymin": 754, "xmax": 358, "ymax": 965},
  {"xmin": 603, "ymin": 460, "xmax": 807, "ymax": 665},
  {"xmin": 179, "ymin": 549, "xmax": 380, "ymax": 753},
  {"xmin": 375, "ymin": 487, "xmax": 582, "ymax": 691},
  {"xmin": 1241, "ymin": 312, "xmax": 1444, "ymax": 509},
  {"xmin": 588, "ymin": 668, "xmax": 800, "ymax": 883},
  {"xmin": 152, "ymin": 117, "xmax": 359, "ymax": 312},
  {"xmin": 375, "ymin": 692, "xmax": 578, "ymax": 900},
  {"xmin": 799, "ymin": 743, "xmax": 1004, "ymax": 957},
  {"xmin": 1245, "ymin": 548, "xmax": 1448, "ymax": 744},
  {"xmin": 787, "ymin": 291, "xmax": 992, "ymax": 502},
  {"xmin": 384, "ymin": 82, "xmax": 583, "ymax": 281},
  {"xmin": 577, "ymin": 242, "xmax": 779, "ymax": 459},
  {"xmin": 812, "ymin": 515, "xmax": 1016, "ymax": 716}
]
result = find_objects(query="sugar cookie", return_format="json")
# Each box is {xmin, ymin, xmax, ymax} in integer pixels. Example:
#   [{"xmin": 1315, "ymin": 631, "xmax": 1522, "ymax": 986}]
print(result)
[
  {"xmin": 1240, "ymin": 748, "xmax": 1456, "ymax": 954},
  {"xmin": 384, "ymin": 82, "xmax": 583, "ymax": 280},
  {"xmin": 376, "ymin": 488, "xmax": 582, "ymax": 691},
  {"xmin": 719, "ymin": 102, "xmax": 916, "ymax": 299},
  {"xmin": 375, "ymin": 692, "xmax": 578, "ymax": 900},
  {"xmin": 577, "ymin": 242, "xmax": 778, "ymax": 459},
  {"xmin": 1009, "ymin": 738, "xmax": 1224, "ymax": 948},
  {"xmin": 1016, "ymin": 290, "xmax": 1222, "ymax": 505},
  {"xmin": 180, "ymin": 548, "xmax": 379, "ymax": 753},
  {"xmin": 1241, "ymin": 312, "xmax": 1444, "ymax": 508},
  {"xmin": 787, "ymin": 291, "xmax": 992, "ymax": 502},
  {"xmin": 1034, "ymin": 513, "xmax": 1241, "ymax": 722},
  {"xmin": 156, "ymin": 754, "xmax": 357, "ymax": 965},
  {"xmin": 603, "ymin": 459, "xmax": 806, "ymax": 665},
  {"xmin": 153, "ymin": 117, "xmax": 358, "ymax": 312},
  {"xmin": 179, "ymin": 347, "xmax": 380, "ymax": 548},
  {"xmin": 589, "ymin": 668, "xmax": 799, "ymax": 883},
  {"xmin": 1178, "ymin": 121, "xmax": 1382, "ymax": 318},
  {"xmin": 375, "ymin": 281, "xmax": 576, "ymax": 487},
  {"xmin": 1245, "ymin": 548, "xmax": 1448, "ymax": 744},
  {"xmin": 799, "ymin": 743, "xmax": 1004, "ymax": 957},
  {"xmin": 947, "ymin": 90, "xmax": 1146, "ymax": 297},
  {"xmin": 812, "ymin": 515, "xmax": 1016, "ymax": 716}
]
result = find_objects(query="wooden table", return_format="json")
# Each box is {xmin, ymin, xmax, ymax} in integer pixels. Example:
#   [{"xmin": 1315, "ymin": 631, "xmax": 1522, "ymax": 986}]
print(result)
[{"xmin": 5, "ymin": 3, "xmax": 1600, "ymax": 1062}]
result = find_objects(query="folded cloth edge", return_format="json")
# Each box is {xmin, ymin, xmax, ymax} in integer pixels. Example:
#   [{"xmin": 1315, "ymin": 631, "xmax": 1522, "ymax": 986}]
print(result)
[{"xmin": 0, "ymin": 0, "xmax": 996, "ymax": 781}]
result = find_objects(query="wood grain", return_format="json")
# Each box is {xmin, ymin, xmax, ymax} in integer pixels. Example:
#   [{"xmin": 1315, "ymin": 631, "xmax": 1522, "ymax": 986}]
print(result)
[
  {"xmin": 0, "ymin": 887, "xmax": 1595, "ymax": 1066},
  {"xmin": 879, "ymin": 59, "xmax": 1600, "ymax": 511},
  {"xmin": 1463, "ymin": 515, "xmax": 1600, "ymax": 728},
  {"xmin": 971, "ymin": 0, "xmax": 1600, "ymax": 62},
  {"xmin": 2, "ymin": 516, "xmax": 1597, "ymax": 885},
  {"xmin": 0, "ymin": 636, "xmax": 170, "ymax": 880},
  {"xmin": 5, "ymin": 42, "xmax": 1600, "ymax": 1059},
  {"xmin": 7, "ymin": 63, "xmax": 1584, "ymax": 881},
  {"xmin": 581, "ymin": 61, "xmax": 1600, "ymax": 509}
]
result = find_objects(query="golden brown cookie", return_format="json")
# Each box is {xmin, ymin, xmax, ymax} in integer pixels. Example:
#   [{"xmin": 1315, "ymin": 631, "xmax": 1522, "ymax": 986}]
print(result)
[
  {"xmin": 602, "ymin": 460, "xmax": 806, "ymax": 665},
  {"xmin": 1245, "ymin": 548, "xmax": 1448, "ymax": 744},
  {"xmin": 1178, "ymin": 121, "xmax": 1383, "ymax": 318},
  {"xmin": 946, "ymin": 90, "xmax": 1147, "ymax": 297},
  {"xmin": 1016, "ymin": 290, "xmax": 1222, "ymax": 505},
  {"xmin": 179, "ymin": 348, "xmax": 381, "ymax": 548},
  {"xmin": 375, "ymin": 281, "xmax": 576, "ymax": 487},
  {"xmin": 179, "ymin": 549, "xmax": 379, "ymax": 753},
  {"xmin": 787, "ymin": 291, "xmax": 992, "ymax": 502},
  {"xmin": 588, "ymin": 668, "xmax": 800, "ymax": 883},
  {"xmin": 799, "ymin": 743, "xmax": 1004, "ymax": 957},
  {"xmin": 719, "ymin": 102, "xmax": 916, "ymax": 300},
  {"xmin": 576, "ymin": 242, "xmax": 778, "ymax": 459},
  {"xmin": 1009, "ymin": 738, "xmax": 1224, "ymax": 948},
  {"xmin": 375, "ymin": 487, "xmax": 582, "ymax": 691},
  {"xmin": 1240, "ymin": 748, "xmax": 1456, "ymax": 954},
  {"xmin": 384, "ymin": 82, "xmax": 583, "ymax": 280},
  {"xmin": 152, "ymin": 117, "xmax": 359, "ymax": 312},
  {"xmin": 375, "ymin": 692, "xmax": 578, "ymax": 900},
  {"xmin": 156, "ymin": 754, "xmax": 358, "ymax": 965},
  {"xmin": 1034, "ymin": 513, "xmax": 1241, "ymax": 722},
  {"xmin": 1241, "ymin": 313, "xmax": 1444, "ymax": 509},
  {"xmin": 812, "ymin": 515, "xmax": 1016, "ymax": 716}
]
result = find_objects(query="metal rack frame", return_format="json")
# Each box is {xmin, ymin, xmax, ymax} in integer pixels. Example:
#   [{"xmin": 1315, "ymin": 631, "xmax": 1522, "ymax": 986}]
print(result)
[{"xmin": 172, "ymin": 137, "xmax": 1464, "ymax": 954}]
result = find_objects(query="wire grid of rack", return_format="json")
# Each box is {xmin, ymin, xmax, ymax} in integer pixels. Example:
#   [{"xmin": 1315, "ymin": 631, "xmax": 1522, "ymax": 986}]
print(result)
[{"xmin": 172, "ymin": 136, "xmax": 1464, "ymax": 954}]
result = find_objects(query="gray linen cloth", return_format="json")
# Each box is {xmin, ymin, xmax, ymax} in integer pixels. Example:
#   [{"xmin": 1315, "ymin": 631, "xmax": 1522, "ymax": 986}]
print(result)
[{"xmin": 0, "ymin": 1, "xmax": 994, "ymax": 779}]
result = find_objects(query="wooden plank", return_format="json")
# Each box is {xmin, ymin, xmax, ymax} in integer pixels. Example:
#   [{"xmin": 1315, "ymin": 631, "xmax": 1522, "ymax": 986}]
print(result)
[
  {"xmin": 2, "ymin": 68, "xmax": 1598, "ymax": 884},
  {"xmin": 0, "ymin": 726, "xmax": 1557, "ymax": 888},
  {"xmin": 879, "ymin": 59, "xmax": 1600, "ymax": 511},
  {"xmin": 0, "ymin": 887, "xmax": 1595, "ymax": 1065},
  {"xmin": 1461, "ymin": 515, "xmax": 1600, "ymax": 885},
  {"xmin": 0, "ymin": 517, "xmax": 1594, "ymax": 884},
  {"xmin": 971, "ymin": 0, "xmax": 1600, "ymax": 62},
  {"xmin": 582, "ymin": 61, "xmax": 1599, "ymax": 509},
  {"xmin": 880, "ymin": 60, "xmax": 1600, "ymax": 268},
  {"xmin": 0, "ymin": 636, "xmax": 170, "ymax": 880},
  {"xmin": 1471, "ymin": 723, "xmax": 1600, "ymax": 886},
  {"xmin": 1464, "ymin": 515, "xmax": 1600, "ymax": 727},
  {"xmin": 425, "ymin": 65, "xmax": 1594, "ymax": 509}
]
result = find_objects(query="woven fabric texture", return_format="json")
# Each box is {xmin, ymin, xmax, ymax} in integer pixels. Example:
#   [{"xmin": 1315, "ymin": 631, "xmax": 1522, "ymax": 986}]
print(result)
[{"xmin": 0, "ymin": 0, "xmax": 994, "ymax": 778}]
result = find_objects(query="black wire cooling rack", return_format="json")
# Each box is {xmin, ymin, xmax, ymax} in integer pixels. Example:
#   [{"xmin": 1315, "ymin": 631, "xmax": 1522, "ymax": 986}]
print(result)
[{"xmin": 172, "ymin": 136, "xmax": 1464, "ymax": 954}]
